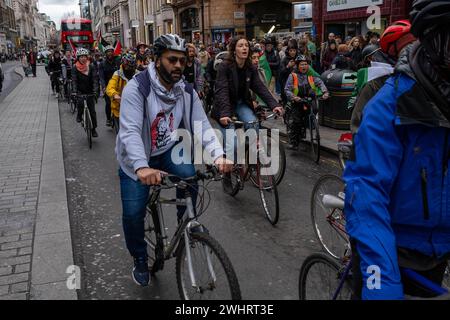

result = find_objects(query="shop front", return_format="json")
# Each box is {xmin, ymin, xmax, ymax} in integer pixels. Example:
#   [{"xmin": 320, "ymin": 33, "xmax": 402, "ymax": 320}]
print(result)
[
  {"xmin": 211, "ymin": 28, "xmax": 234, "ymax": 45},
  {"xmin": 180, "ymin": 8, "xmax": 199, "ymax": 43},
  {"xmin": 244, "ymin": 0, "xmax": 292, "ymax": 40}
]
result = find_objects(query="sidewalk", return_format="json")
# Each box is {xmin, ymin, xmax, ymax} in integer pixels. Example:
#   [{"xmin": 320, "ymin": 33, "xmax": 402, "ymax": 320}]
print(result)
[
  {"xmin": 261, "ymin": 116, "xmax": 346, "ymax": 154},
  {"xmin": 0, "ymin": 66, "xmax": 77, "ymax": 300}
]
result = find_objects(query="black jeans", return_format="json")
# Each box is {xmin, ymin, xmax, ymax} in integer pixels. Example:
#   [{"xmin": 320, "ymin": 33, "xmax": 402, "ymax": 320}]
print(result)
[
  {"xmin": 77, "ymin": 96, "xmax": 97, "ymax": 129},
  {"xmin": 31, "ymin": 64, "xmax": 36, "ymax": 77},
  {"xmin": 287, "ymin": 103, "xmax": 307, "ymax": 146},
  {"xmin": 50, "ymin": 72, "xmax": 61, "ymax": 93},
  {"xmin": 104, "ymin": 95, "xmax": 112, "ymax": 121}
]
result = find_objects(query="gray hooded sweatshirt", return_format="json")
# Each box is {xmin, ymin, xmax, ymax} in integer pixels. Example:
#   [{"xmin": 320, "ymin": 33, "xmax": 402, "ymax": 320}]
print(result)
[{"xmin": 115, "ymin": 62, "xmax": 224, "ymax": 181}]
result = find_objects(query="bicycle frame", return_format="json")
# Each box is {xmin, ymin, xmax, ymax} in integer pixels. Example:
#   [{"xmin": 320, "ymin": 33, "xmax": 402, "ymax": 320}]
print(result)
[{"xmin": 148, "ymin": 184, "xmax": 218, "ymax": 289}]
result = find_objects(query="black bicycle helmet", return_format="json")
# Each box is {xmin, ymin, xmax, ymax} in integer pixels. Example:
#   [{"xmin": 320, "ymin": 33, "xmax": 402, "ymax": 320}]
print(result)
[
  {"xmin": 410, "ymin": 0, "xmax": 450, "ymax": 39},
  {"xmin": 153, "ymin": 34, "xmax": 186, "ymax": 57},
  {"xmin": 362, "ymin": 44, "xmax": 381, "ymax": 61}
]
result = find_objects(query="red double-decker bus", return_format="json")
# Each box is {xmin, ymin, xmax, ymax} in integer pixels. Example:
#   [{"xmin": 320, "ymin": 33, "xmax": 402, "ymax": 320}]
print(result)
[{"xmin": 60, "ymin": 18, "xmax": 94, "ymax": 51}]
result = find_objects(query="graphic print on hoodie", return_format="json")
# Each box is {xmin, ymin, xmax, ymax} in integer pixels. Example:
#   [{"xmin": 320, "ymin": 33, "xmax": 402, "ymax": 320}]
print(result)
[{"xmin": 151, "ymin": 111, "xmax": 175, "ymax": 152}]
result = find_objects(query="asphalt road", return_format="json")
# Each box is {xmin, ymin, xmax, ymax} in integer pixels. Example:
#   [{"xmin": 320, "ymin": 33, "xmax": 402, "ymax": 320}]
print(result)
[
  {"xmin": 59, "ymin": 96, "xmax": 342, "ymax": 300},
  {"xmin": 0, "ymin": 61, "xmax": 23, "ymax": 104}
]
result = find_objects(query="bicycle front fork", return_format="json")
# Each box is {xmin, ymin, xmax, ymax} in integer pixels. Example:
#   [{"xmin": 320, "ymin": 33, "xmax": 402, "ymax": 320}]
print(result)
[{"xmin": 183, "ymin": 196, "xmax": 217, "ymax": 291}]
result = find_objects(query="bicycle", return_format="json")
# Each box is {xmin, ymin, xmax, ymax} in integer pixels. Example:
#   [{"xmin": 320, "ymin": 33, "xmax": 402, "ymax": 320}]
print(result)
[
  {"xmin": 221, "ymin": 111, "xmax": 280, "ymax": 225},
  {"xmin": 310, "ymin": 174, "xmax": 349, "ymax": 260},
  {"xmin": 144, "ymin": 166, "xmax": 242, "ymax": 300},
  {"xmin": 57, "ymin": 76, "xmax": 65, "ymax": 101},
  {"xmin": 74, "ymin": 94, "xmax": 96, "ymax": 149},
  {"xmin": 284, "ymin": 96, "xmax": 321, "ymax": 163},
  {"xmin": 301, "ymin": 186, "xmax": 450, "ymax": 300}
]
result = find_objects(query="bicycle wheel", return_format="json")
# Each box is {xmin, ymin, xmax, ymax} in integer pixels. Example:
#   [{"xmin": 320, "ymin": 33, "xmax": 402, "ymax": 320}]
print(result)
[
  {"xmin": 70, "ymin": 97, "xmax": 76, "ymax": 114},
  {"xmin": 249, "ymin": 134, "xmax": 286, "ymax": 186},
  {"xmin": 84, "ymin": 106, "xmax": 92, "ymax": 149},
  {"xmin": 221, "ymin": 167, "xmax": 241, "ymax": 197},
  {"xmin": 254, "ymin": 154, "xmax": 279, "ymax": 225},
  {"xmin": 443, "ymin": 262, "xmax": 450, "ymax": 290},
  {"xmin": 299, "ymin": 253, "xmax": 353, "ymax": 300},
  {"xmin": 176, "ymin": 232, "xmax": 242, "ymax": 300},
  {"xmin": 144, "ymin": 203, "xmax": 165, "ymax": 275},
  {"xmin": 309, "ymin": 113, "xmax": 320, "ymax": 163},
  {"xmin": 311, "ymin": 175, "xmax": 349, "ymax": 259}
]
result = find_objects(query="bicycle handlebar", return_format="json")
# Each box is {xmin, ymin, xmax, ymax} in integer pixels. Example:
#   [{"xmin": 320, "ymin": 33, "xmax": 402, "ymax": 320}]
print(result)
[
  {"xmin": 230, "ymin": 110, "xmax": 278, "ymax": 126},
  {"xmin": 155, "ymin": 165, "xmax": 221, "ymax": 190}
]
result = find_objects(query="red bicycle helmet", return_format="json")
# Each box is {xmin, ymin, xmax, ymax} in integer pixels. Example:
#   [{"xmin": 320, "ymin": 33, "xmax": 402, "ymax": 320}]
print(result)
[{"xmin": 380, "ymin": 20, "xmax": 416, "ymax": 57}]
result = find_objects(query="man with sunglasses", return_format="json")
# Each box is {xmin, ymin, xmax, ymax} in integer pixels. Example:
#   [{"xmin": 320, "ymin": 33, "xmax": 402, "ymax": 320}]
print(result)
[{"xmin": 115, "ymin": 34, "xmax": 233, "ymax": 287}]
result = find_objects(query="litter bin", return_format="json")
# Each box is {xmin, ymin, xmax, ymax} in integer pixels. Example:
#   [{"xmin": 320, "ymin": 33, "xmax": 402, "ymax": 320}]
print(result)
[{"xmin": 319, "ymin": 68, "xmax": 357, "ymax": 130}]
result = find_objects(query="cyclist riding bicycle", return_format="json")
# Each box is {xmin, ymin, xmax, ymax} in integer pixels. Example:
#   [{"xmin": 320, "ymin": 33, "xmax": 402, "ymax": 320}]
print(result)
[
  {"xmin": 344, "ymin": 0, "xmax": 450, "ymax": 299},
  {"xmin": 61, "ymin": 50, "xmax": 75, "ymax": 99},
  {"xmin": 48, "ymin": 50, "xmax": 63, "ymax": 97},
  {"xmin": 72, "ymin": 48, "xmax": 99, "ymax": 137},
  {"xmin": 212, "ymin": 36, "xmax": 283, "ymax": 163},
  {"xmin": 115, "ymin": 34, "xmax": 233, "ymax": 287},
  {"xmin": 349, "ymin": 20, "xmax": 417, "ymax": 135},
  {"xmin": 284, "ymin": 55, "xmax": 329, "ymax": 151},
  {"xmin": 106, "ymin": 53, "xmax": 138, "ymax": 131}
]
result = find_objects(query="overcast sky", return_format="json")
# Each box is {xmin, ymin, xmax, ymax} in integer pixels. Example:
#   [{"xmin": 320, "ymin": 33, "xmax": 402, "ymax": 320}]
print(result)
[{"xmin": 38, "ymin": 0, "xmax": 80, "ymax": 29}]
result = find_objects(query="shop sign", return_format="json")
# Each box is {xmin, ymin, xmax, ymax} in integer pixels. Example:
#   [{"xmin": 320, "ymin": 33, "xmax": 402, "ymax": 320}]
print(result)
[
  {"xmin": 212, "ymin": 28, "xmax": 232, "ymax": 33},
  {"xmin": 234, "ymin": 12, "xmax": 244, "ymax": 19},
  {"xmin": 294, "ymin": 2, "xmax": 313, "ymax": 19},
  {"xmin": 327, "ymin": 0, "xmax": 383, "ymax": 12}
]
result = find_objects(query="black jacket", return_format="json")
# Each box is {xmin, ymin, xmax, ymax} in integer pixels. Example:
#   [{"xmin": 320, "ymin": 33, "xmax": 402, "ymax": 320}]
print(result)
[
  {"xmin": 265, "ymin": 49, "xmax": 280, "ymax": 77},
  {"xmin": 205, "ymin": 59, "xmax": 216, "ymax": 83},
  {"xmin": 71, "ymin": 64, "xmax": 98, "ymax": 95},
  {"xmin": 48, "ymin": 57, "xmax": 62, "ymax": 74},
  {"xmin": 99, "ymin": 58, "xmax": 119, "ymax": 89},
  {"xmin": 212, "ymin": 60, "xmax": 278, "ymax": 122}
]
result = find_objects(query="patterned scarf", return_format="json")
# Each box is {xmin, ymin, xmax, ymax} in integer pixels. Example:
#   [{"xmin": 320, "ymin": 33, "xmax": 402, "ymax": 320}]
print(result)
[{"xmin": 75, "ymin": 60, "xmax": 90, "ymax": 76}]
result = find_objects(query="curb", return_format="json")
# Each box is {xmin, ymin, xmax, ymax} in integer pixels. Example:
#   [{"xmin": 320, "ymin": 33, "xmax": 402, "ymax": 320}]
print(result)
[
  {"xmin": 14, "ymin": 66, "xmax": 24, "ymax": 79},
  {"xmin": 29, "ymin": 72, "xmax": 78, "ymax": 300}
]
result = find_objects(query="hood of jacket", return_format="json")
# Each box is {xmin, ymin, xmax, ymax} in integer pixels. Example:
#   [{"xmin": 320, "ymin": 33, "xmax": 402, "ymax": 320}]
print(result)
[{"xmin": 394, "ymin": 42, "xmax": 450, "ymax": 128}]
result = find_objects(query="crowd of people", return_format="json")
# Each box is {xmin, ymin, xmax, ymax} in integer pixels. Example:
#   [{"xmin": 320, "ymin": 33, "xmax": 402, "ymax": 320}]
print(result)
[{"xmin": 17, "ymin": 0, "xmax": 450, "ymax": 300}]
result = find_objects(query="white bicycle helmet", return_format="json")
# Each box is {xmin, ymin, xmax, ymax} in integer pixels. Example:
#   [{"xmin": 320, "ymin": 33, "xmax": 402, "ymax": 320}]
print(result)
[
  {"xmin": 104, "ymin": 45, "xmax": 114, "ymax": 53},
  {"xmin": 214, "ymin": 51, "xmax": 228, "ymax": 71},
  {"xmin": 153, "ymin": 34, "xmax": 186, "ymax": 57},
  {"xmin": 76, "ymin": 48, "xmax": 90, "ymax": 58}
]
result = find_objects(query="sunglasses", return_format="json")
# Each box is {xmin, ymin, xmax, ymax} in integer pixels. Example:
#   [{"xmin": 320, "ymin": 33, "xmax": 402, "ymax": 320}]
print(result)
[{"xmin": 166, "ymin": 56, "xmax": 187, "ymax": 65}]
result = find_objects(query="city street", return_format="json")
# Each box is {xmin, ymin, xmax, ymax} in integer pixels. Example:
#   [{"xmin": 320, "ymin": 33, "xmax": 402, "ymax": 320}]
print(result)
[{"xmin": 59, "ymin": 92, "xmax": 342, "ymax": 300}]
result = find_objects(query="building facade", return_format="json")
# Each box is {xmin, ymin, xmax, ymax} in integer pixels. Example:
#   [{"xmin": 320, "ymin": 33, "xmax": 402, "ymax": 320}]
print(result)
[
  {"xmin": 312, "ymin": 0, "xmax": 413, "ymax": 42},
  {"xmin": 171, "ymin": 0, "xmax": 296, "ymax": 45},
  {"xmin": 13, "ymin": 0, "xmax": 36, "ymax": 50},
  {"xmin": 0, "ymin": 0, "xmax": 18, "ymax": 54}
]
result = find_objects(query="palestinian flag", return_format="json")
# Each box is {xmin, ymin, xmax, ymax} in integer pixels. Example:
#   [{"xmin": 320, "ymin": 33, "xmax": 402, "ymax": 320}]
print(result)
[
  {"xmin": 99, "ymin": 36, "xmax": 109, "ymax": 52},
  {"xmin": 258, "ymin": 53, "xmax": 272, "ymax": 85},
  {"xmin": 113, "ymin": 39, "xmax": 122, "ymax": 56}
]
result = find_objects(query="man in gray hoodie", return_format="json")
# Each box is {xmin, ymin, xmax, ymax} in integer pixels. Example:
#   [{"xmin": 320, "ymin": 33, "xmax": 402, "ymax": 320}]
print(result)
[{"xmin": 115, "ymin": 34, "xmax": 232, "ymax": 287}]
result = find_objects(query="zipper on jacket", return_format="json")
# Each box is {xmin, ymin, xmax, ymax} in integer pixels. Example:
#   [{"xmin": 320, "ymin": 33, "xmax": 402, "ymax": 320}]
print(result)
[
  {"xmin": 421, "ymin": 168, "xmax": 430, "ymax": 220},
  {"xmin": 443, "ymin": 131, "xmax": 449, "ymax": 183}
]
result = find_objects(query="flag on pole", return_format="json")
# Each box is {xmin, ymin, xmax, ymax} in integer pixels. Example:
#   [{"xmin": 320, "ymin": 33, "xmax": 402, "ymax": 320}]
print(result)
[
  {"xmin": 68, "ymin": 38, "xmax": 77, "ymax": 56},
  {"xmin": 113, "ymin": 39, "xmax": 122, "ymax": 56}
]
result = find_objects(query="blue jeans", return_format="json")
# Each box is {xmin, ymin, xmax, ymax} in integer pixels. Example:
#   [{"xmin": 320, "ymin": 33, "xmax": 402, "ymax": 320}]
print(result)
[
  {"xmin": 219, "ymin": 101, "xmax": 259, "ymax": 160},
  {"xmin": 119, "ymin": 148, "xmax": 197, "ymax": 259}
]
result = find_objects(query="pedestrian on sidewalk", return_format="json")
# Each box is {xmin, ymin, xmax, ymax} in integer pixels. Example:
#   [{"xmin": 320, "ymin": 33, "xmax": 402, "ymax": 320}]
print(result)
[
  {"xmin": 21, "ymin": 52, "xmax": 30, "ymax": 77},
  {"xmin": 27, "ymin": 48, "xmax": 38, "ymax": 77},
  {"xmin": 72, "ymin": 48, "xmax": 99, "ymax": 138}
]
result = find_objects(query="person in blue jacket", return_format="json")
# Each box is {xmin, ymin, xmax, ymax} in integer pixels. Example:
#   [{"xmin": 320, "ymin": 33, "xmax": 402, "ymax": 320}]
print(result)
[{"xmin": 343, "ymin": 0, "xmax": 450, "ymax": 300}]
